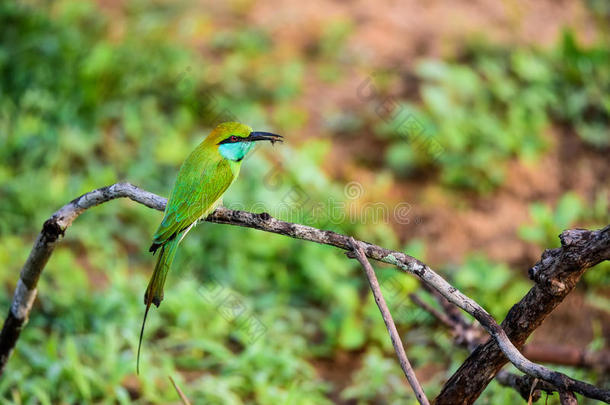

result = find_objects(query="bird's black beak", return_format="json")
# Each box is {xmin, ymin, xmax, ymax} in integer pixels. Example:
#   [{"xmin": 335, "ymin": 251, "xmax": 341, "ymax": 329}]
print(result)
[{"xmin": 247, "ymin": 131, "xmax": 283, "ymax": 144}]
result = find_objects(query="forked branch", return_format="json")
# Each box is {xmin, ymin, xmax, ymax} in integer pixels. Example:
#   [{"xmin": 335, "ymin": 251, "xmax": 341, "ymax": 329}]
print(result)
[
  {"xmin": 0, "ymin": 182, "xmax": 608, "ymax": 404},
  {"xmin": 349, "ymin": 238, "xmax": 429, "ymax": 405}
]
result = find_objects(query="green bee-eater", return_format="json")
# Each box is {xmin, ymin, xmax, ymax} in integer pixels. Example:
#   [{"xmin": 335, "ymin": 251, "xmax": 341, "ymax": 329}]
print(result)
[{"xmin": 137, "ymin": 122, "xmax": 282, "ymax": 372}]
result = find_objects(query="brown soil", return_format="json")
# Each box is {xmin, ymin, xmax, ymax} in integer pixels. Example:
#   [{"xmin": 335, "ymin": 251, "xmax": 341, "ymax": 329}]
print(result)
[
  {"xmin": 311, "ymin": 350, "xmax": 363, "ymax": 405},
  {"xmin": 403, "ymin": 128, "xmax": 609, "ymax": 268},
  {"xmin": 530, "ymin": 291, "xmax": 610, "ymax": 348},
  {"xmin": 247, "ymin": 0, "xmax": 597, "ymax": 64}
]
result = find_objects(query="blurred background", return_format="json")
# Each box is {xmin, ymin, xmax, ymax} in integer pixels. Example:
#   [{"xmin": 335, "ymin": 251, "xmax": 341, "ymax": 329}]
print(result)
[{"xmin": 1, "ymin": 0, "xmax": 609, "ymax": 403}]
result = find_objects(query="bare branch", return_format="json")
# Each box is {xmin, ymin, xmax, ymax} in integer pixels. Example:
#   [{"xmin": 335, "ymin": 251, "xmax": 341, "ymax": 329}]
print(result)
[
  {"xmin": 413, "ymin": 287, "xmax": 610, "ymax": 402},
  {"xmin": 169, "ymin": 376, "xmax": 192, "ymax": 405},
  {"xmin": 494, "ymin": 371, "xmax": 557, "ymax": 403},
  {"xmin": 349, "ymin": 238, "xmax": 429, "ymax": 405},
  {"xmin": 409, "ymin": 293, "xmax": 485, "ymax": 351},
  {"xmin": 409, "ymin": 293, "xmax": 456, "ymax": 329},
  {"xmin": 0, "ymin": 183, "xmax": 165, "ymax": 371},
  {"xmin": 436, "ymin": 226, "xmax": 610, "ymax": 404},
  {"xmin": 207, "ymin": 210, "xmax": 610, "ymax": 402},
  {"xmin": 412, "ymin": 291, "xmax": 610, "ymax": 372},
  {"xmin": 0, "ymin": 183, "xmax": 608, "ymax": 404},
  {"xmin": 411, "ymin": 292, "xmax": 554, "ymax": 401}
]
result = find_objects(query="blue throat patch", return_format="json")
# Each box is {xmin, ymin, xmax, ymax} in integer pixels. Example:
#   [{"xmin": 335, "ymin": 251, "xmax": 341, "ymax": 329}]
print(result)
[{"xmin": 219, "ymin": 142, "xmax": 255, "ymax": 162}]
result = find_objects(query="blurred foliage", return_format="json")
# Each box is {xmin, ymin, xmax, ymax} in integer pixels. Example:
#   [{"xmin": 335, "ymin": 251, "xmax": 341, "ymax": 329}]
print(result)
[
  {"xmin": 376, "ymin": 32, "xmax": 610, "ymax": 193},
  {"xmin": 551, "ymin": 32, "xmax": 610, "ymax": 149},
  {"xmin": 0, "ymin": 0, "xmax": 608, "ymax": 404},
  {"xmin": 452, "ymin": 254, "xmax": 530, "ymax": 320},
  {"xmin": 519, "ymin": 191, "xmax": 609, "ymax": 249},
  {"xmin": 0, "ymin": 0, "xmax": 353, "ymax": 402},
  {"xmin": 519, "ymin": 191, "xmax": 610, "ymax": 289}
]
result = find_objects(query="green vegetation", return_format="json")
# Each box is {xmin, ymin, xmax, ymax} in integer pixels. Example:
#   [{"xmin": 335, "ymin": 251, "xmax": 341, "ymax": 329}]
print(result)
[
  {"xmin": 0, "ymin": 0, "xmax": 608, "ymax": 404},
  {"xmin": 379, "ymin": 33, "xmax": 610, "ymax": 192},
  {"xmin": 519, "ymin": 191, "xmax": 610, "ymax": 288},
  {"xmin": 519, "ymin": 191, "xmax": 609, "ymax": 249}
]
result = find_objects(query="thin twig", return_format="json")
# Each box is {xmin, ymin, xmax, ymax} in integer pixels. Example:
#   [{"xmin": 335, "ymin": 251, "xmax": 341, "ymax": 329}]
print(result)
[
  {"xmin": 436, "ymin": 226, "xmax": 610, "ymax": 404},
  {"xmin": 169, "ymin": 376, "xmax": 192, "ymax": 405},
  {"xmin": 409, "ymin": 293, "xmax": 485, "ymax": 352},
  {"xmin": 494, "ymin": 371, "xmax": 557, "ymax": 403},
  {"xmin": 349, "ymin": 237, "xmax": 430, "ymax": 405},
  {"xmin": 528, "ymin": 378, "xmax": 539, "ymax": 405},
  {"xmin": 0, "ymin": 183, "xmax": 608, "ymax": 403},
  {"xmin": 411, "ymin": 292, "xmax": 610, "ymax": 371},
  {"xmin": 410, "ymin": 291, "xmax": 604, "ymax": 403},
  {"xmin": 209, "ymin": 212, "xmax": 610, "ymax": 400},
  {"xmin": 410, "ymin": 293, "xmax": 551, "ymax": 401},
  {"xmin": 409, "ymin": 293, "xmax": 455, "ymax": 330},
  {"xmin": 420, "ymin": 283, "xmax": 470, "ymax": 330}
]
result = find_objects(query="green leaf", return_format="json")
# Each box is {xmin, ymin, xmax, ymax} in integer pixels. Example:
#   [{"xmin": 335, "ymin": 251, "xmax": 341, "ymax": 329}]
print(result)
[{"xmin": 553, "ymin": 192, "xmax": 582, "ymax": 229}]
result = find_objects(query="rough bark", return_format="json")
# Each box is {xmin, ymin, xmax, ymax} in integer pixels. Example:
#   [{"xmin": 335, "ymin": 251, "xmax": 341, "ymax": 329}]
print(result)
[
  {"xmin": 435, "ymin": 226, "xmax": 610, "ymax": 404},
  {"xmin": 0, "ymin": 183, "xmax": 165, "ymax": 373},
  {"xmin": 0, "ymin": 183, "xmax": 608, "ymax": 404},
  {"xmin": 411, "ymin": 290, "xmax": 596, "ymax": 402}
]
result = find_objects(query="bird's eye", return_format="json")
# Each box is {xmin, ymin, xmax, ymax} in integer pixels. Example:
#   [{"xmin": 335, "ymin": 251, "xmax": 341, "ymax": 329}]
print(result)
[{"xmin": 230, "ymin": 136, "xmax": 238, "ymax": 142}]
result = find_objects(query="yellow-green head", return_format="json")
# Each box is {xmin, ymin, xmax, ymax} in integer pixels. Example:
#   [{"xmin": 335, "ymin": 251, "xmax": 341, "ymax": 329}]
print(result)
[{"xmin": 205, "ymin": 122, "xmax": 283, "ymax": 162}]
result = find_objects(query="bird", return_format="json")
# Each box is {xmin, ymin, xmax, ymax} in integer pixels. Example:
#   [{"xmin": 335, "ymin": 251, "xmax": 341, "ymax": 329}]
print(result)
[{"xmin": 137, "ymin": 122, "xmax": 283, "ymax": 373}]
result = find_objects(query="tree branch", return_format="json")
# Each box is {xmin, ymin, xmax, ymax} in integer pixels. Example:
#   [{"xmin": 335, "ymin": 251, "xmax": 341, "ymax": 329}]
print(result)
[
  {"xmin": 435, "ymin": 225, "xmax": 610, "ymax": 404},
  {"xmin": 411, "ymin": 290, "xmax": 610, "ymax": 371},
  {"xmin": 495, "ymin": 372, "xmax": 555, "ymax": 403},
  {"xmin": 169, "ymin": 376, "xmax": 192, "ymax": 405},
  {"xmin": 349, "ymin": 238, "xmax": 429, "ymax": 405},
  {"xmin": 411, "ymin": 292, "xmax": 560, "ymax": 402},
  {"xmin": 0, "ymin": 183, "xmax": 165, "ymax": 372},
  {"xmin": 0, "ymin": 183, "xmax": 608, "ymax": 404}
]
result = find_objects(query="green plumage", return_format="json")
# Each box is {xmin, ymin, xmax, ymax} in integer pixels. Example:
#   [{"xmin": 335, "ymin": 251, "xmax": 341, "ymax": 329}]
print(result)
[
  {"xmin": 146, "ymin": 156, "xmax": 237, "ymax": 306},
  {"xmin": 137, "ymin": 122, "xmax": 282, "ymax": 373}
]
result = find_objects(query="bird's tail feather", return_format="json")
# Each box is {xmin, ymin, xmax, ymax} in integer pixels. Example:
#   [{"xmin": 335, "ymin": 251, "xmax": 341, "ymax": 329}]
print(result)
[
  {"xmin": 137, "ymin": 233, "xmax": 181, "ymax": 374},
  {"xmin": 145, "ymin": 235, "xmax": 181, "ymax": 308}
]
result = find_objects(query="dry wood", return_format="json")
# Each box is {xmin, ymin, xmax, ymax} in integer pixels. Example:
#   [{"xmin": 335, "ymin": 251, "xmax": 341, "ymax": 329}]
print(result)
[
  {"xmin": 349, "ymin": 238, "xmax": 429, "ymax": 405},
  {"xmin": 1, "ymin": 182, "xmax": 608, "ymax": 403}
]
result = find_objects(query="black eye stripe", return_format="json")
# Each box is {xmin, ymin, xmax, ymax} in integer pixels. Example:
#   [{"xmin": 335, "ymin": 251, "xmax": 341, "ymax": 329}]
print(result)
[{"xmin": 218, "ymin": 135, "xmax": 244, "ymax": 144}]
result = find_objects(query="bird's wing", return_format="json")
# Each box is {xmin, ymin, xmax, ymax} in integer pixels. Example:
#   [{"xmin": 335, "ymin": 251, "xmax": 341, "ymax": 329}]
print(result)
[{"xmin": 152, "ymin": 156, "xmax": 235, "ymax": 246}]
